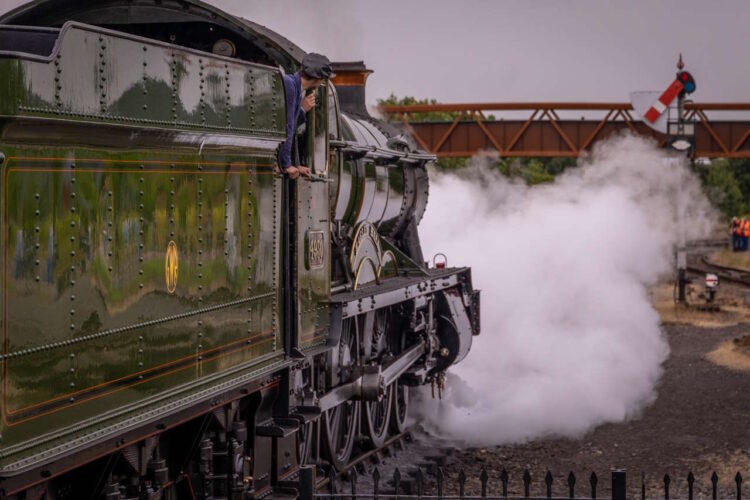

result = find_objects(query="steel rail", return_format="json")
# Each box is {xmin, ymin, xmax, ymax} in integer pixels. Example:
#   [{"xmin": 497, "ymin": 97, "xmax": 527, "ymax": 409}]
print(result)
[
  {"xmin": 315, "ymin": 429, "xmax": 412, "ymax": 491},
  {"xmin": 686, "ymin": 255, "xmax": 750, "ymax": 287}
]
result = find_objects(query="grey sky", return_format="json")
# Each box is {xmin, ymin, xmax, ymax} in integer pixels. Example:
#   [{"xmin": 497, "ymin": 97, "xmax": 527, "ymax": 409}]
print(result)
[{"xmin": 1, "ymin": 0, "xmax": 748, "ymax": 106}]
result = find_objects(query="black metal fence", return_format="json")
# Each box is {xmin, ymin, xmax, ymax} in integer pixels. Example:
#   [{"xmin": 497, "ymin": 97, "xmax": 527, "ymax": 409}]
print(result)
[{"xmin": 298, "ymin": 466, "xmax": 746, "ymax": 500}]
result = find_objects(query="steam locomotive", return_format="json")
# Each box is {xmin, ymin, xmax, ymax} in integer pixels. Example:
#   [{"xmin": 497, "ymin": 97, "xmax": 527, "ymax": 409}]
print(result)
[{"xmin": 0, "ymin": 1, "xmax": 480, "ymax": 498}]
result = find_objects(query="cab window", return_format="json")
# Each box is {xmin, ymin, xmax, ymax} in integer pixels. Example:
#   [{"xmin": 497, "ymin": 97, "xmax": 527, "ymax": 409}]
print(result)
[
  {"xmin": 312, "ymin": 84, "xmax": 328, "ymax": 174},
  {"xmin": 328, "ymin": 83, "xmax": 340, "ymax": 140}
]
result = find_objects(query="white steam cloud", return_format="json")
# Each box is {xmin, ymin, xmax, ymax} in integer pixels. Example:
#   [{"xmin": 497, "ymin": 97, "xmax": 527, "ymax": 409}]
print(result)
[{"xmin": 416, "ymin": 133, "xmax": 716, "ymax": 446}]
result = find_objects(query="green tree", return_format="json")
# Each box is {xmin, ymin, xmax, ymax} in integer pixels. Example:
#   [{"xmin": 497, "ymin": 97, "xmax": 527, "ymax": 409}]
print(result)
[
  {"xmin": 694, "ymin": 158, "xmax": 743, "ymax": 219},
  {"xmin": 377, "ymin": 93, "xmax": 479, "ymax": 122},
  {"xmin": 728, "ymin": 158, "xmax": 750, "ymax": 211}
]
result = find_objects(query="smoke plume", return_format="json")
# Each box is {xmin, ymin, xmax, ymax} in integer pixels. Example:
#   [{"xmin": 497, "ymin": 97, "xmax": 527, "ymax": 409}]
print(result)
[{"xmin": 416, "ymin": 133, "xmax": 716, "ymax": 446}]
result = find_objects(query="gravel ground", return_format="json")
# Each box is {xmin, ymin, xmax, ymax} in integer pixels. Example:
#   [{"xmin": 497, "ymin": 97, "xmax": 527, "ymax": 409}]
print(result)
[{"xmin": 434, "ymin": 323, "xmax": 750, "ymax": 499}]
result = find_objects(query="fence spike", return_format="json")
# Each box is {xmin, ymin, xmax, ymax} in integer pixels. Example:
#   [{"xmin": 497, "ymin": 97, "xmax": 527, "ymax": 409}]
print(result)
[
  {"xmin": 459, "ymin": 469, "xmax": 466, "ymax": 499},
  {"xmin": 664, "ymin": 473, "xmax": 671, "ymax": 500},
  {"xmin": 590, "ymin": 472, "xmax": 598, "ymax": 500},
  {"xmin": 523, "ymin": 469, "xmax": 531, "ymax": 498},
  {"xmin": 350, "ymin": 468, "xmax": 358, "ymax": 500},
  {"xmin": 545, "ymin": 470, "xmax": 554, "ymax": 498},
  {"xmin": 737, "ymin": 471, "xmax": 743, "ymax": 500},
  {"xmin": 393, "ymin": 468, "xmax": 401, "ymax": 499},
  {"xmin": 416, "ymin": 468, "xmax": 424, "ymax": 499},
  {"xmin": 329, "ymin": 467, "xmax": 336, "ymax": 500},
  {"xmin": 612, "ymin": 470, "xmax": 626, "ymax": 500},
  {"xmin": 568, "ymin": 471, "xmax": 576, "ymax": 499},
  {"xmin": 642, "ymin": 472, "xmax": 646, "ymax": 500},
  {"xmin": 712, "ymin": 471, "xmax": 719, "ymax": 500},
  {"xmin": 437, "ymin": 467, "xmax": 444, "ymax": 500},
  {"xmin": 480, "ymin": 467, "xmax": 488, "ymax": 498},
  {"xmin": 373, "ymin": 467, "xmax": 380, "ymax": 500},
  {"xmin": 501, "ymin": 468, "xmax": 509, "ymax": 498},
  {"xmin": 688, "ymin": 472, "xmax": 695, "ymax": 500}
]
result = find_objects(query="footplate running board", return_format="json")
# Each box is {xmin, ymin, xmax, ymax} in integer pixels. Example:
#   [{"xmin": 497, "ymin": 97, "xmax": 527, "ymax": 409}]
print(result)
[{"xmin": 329, "ymin": 267, "xmax": 471, "ymax": 319}]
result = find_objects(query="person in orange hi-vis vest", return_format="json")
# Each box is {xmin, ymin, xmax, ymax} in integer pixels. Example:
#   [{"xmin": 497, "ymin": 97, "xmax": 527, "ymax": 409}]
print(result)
[
  {"xmin": 732, "ymin": 216, "xmax": 741, "ymax": 251},
  {"xmin": 742, "ymin": 217, "xmax": 750, "ymax": 251}
]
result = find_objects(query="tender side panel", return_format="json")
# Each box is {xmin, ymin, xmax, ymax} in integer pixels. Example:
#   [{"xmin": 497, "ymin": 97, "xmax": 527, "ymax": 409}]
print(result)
[
  {"xmin": 0, "ymin": 149, "xmax": 282, "ymax": 462},
  {"xmin": 0, "ymin": 20, "xmax": 288, "ymax": 466}
]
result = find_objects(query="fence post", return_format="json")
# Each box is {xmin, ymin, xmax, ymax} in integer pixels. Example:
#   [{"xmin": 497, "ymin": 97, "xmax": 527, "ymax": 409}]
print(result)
[
  {"xmin": 393, "ymin": 468, "xmax": 401, "ymax": 500},
  {"xmin": 501, "ymin": 469, "xmax": 509, "ymax": 499},
  {"xmin": 612, "ymin": 469, "xmax": 627, "ymax": 500},
  {"xmin": 545, "ymin": 470, "xmax": 553, "ymax": 499},
  {"xmin": 373, "ymin": 467, "xmax": 380, "ymax": 500},
  {"xmin": 459, "ymin": 469, "xmax": 466, "ymax": 499},
  {"xmin": 329, "ymin": 467, "xmax": 336, "ymax": 500},
  {"xmin": 568, "ymin": 472, "xmax": 576, "ymax": 499},
  {"xmin": 590, "ymin": 472, "xmax": 598, "ymax": 500},
  {"xmin": 736, "ymin": 472, "xmax": 742, "ymax": 500},
  {"xmin": 523, "ymin": 470, "xmax": 531, "ymax": 498},
  {"xmin": 481, "ymin": 467, "xmax": 488, "ymax": 498},
  {"xmin": 299, "ymin": 465, "xmax": 316, "ymax": 500},
  {"xmin": 712, "ymin": 472, "xmax": 718, "ymax": 500},
  {"xmin": 416, "ymin": 468, "xmax": 424, "ymax": 499},
  {"xmin": 350, "ymin": 468, "xmax": 358, "ymax": 500},
  {"xmin": 437, "ymin": 467, "xmax": 444, "ymax": 500}
]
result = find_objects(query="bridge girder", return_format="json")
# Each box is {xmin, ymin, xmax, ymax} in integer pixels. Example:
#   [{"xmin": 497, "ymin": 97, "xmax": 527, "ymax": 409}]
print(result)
[{"xmin": 378, "ymin": 103, "xmax": 750, "ymax": 159}]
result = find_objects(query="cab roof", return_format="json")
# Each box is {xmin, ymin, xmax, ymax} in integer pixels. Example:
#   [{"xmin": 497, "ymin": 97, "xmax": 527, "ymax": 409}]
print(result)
[{"xmin": 0, "ymin": 0, "xmax": 305, "ymax": 70}]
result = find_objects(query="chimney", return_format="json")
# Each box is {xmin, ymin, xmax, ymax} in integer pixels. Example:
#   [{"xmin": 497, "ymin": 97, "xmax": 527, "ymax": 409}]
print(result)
[{"xmin": 330, "ymin": 61, "xmax": 373, "ymax": 116}]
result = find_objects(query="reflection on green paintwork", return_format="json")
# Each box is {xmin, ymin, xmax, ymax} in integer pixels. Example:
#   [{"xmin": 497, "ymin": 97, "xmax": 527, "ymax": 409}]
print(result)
[{"xmin": 2, "ymin": 154, "xmax": 281, "ymax": 451}]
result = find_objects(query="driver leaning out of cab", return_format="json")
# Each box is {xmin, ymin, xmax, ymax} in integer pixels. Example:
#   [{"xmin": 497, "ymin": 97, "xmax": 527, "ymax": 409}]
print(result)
[{"xmin": 279, "ymin": 53, "xmax": 335, "ymax": 180}]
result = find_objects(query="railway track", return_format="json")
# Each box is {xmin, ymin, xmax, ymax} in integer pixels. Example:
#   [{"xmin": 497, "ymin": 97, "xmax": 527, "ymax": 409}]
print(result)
[
  {"xmin": 684, "ymin": 237, "xmax": 730, "ymax": 252},
  {"xmin": 679, "ymin": 237, "xmax": 750, "ymax": 287},
  {"xmin": 314, "ymin": 428, "xmax": 451, "ymax": 496},
  {"xmin": 686, "ymin": 254, "xmax": 750, "ymax": 287}
]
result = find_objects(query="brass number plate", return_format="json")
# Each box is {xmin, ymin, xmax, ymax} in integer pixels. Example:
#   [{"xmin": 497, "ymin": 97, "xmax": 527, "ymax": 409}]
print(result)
[{"xmin": 306, "ymin": 230, "xmax": 325, "ymax": 269}]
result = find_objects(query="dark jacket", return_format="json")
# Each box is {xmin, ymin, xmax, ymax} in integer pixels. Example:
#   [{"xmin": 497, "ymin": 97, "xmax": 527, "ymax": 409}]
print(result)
[{"xmin": 279, "ymin": 72, "xmax": 306, "ymax": 169}]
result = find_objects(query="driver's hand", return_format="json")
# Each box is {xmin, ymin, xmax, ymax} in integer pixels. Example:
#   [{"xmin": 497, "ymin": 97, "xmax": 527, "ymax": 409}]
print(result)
[
  {"xmin": 286, "ymin": 166, "xmax": 300, "ymax": 180},
  {"xmin": 302, "ymin": 93, "xmax": 316, "ymax": 112},
  {"xmin": 298, "ymin": 166, "xmax": 311, "ymax": 177}
]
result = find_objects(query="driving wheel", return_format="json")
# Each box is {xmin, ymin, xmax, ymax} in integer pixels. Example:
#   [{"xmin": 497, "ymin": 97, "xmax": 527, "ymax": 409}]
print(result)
[{"xmin": 321, "ymin": 319, "xmax": 360, "ymax": 470}]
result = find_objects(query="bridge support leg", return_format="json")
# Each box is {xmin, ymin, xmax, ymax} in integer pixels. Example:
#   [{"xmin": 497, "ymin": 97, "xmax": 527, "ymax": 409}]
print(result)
[
  {"xmin": 678, "ymin": 268, "xmax": 687, "ymax": 303},
  {"xmin": 676, "ymin": 249, "xmax": 687, "ymax": 303}
]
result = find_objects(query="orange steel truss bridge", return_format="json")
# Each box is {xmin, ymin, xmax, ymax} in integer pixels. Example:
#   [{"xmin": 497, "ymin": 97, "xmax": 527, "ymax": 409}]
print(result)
[{"xmin": 378, "ymin": 102, "xmax": 750, "ymax": 159}]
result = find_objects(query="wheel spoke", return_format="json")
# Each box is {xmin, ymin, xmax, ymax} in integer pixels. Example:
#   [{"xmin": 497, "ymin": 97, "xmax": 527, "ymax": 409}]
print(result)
[
  {"xmin": 390, "ymin": 380, "xmax": 409, "ymax": 434},
  {"xmin": 363, "ymin": 385, "xmax": 392, "ymax": 448}
]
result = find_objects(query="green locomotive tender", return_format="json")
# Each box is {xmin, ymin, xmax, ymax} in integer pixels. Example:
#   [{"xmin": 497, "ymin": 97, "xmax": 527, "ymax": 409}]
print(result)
[{"xmin": 0, "ymin": 1, "xmax": 479, "ymax": 498}]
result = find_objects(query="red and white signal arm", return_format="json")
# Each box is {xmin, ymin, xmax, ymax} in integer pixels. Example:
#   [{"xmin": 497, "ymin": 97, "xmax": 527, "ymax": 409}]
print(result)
[
  {"xmin": 643, "ymin": 79, "xmax": 684, "ymax": 124},
  {"xmin": 630, "ymin": 71, "xmax": 696, "ymax": 134}
]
